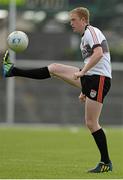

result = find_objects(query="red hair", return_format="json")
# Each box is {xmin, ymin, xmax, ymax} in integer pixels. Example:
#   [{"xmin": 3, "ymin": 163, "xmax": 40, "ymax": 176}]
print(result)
[{"xmin": 70, "ymin": 7, "xmax": 90, "ymax": 23}]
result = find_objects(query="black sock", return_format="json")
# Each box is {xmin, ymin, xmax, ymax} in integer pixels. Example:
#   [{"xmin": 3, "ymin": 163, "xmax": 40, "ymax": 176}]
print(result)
[
  {"xmin": 9, "ymin": 66, "xmax": 51, "ymax": 79},
  {"xmin": 92, "ymin": 128, "xmax": 110, "ymax": 164}
]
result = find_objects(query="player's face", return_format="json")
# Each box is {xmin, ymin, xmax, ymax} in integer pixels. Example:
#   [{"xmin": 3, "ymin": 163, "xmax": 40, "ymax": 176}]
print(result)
[{"xmin": 70, "ymin": 13, "xmax": 86, "ymax": 34}]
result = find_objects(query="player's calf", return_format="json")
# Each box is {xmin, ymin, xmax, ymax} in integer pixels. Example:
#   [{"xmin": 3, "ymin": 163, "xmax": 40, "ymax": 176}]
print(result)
[{"xmin": 1, "ymin": 50, "xmax": 51, "ymax": 79}]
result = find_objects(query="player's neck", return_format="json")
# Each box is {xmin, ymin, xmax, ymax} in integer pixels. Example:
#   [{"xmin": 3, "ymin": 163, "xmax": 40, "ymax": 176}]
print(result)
[{"xmin": 81, "ymin": 24, "xmax": 89, "ymax": 36}]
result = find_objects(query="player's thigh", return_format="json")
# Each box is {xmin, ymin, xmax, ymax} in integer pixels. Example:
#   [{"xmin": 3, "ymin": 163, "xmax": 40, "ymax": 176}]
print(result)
[
  {"xmin": 85, "ymin": 97, "xmax": 103, "ymax": 123},
  {"xmin": 48, "ymin": 63, "xmax": 81, "ymax": 88}
]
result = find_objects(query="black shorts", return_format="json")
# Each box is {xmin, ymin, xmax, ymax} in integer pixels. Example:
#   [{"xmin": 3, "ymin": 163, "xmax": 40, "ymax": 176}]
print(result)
[{"xmin": 80, "ymin": 75, "xmax": 111, "ymax": 103}]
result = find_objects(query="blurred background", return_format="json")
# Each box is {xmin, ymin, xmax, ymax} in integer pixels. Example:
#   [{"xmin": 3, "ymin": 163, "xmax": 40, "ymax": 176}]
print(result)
[{"xmin": 0, "ymin": 0, "xmax": 123, "ymax": 125}]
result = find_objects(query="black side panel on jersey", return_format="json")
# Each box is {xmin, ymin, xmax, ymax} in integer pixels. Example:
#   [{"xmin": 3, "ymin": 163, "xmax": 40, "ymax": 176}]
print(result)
[{"xmin": 101, "ymin": 40, "xmax": 109, "ymax": 53}]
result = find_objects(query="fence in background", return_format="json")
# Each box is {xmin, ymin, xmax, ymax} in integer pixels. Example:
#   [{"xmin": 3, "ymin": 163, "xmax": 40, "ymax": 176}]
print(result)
[{"xmin": 0, "ymin": 60, "xmax": 123, "ymax": 125}]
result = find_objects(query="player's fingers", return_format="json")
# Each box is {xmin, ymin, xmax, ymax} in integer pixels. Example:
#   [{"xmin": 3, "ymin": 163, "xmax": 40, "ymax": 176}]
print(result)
[
  {"xmin": 73, "ymin": 73, "xmax": 77, "ymax": 80},
  {"xmin": 73, "ymin": 73, "xmax": 79, "ymax": 80},
  {"xmin": 79, "ymin": 93, "xmax": 86, "ymax": 102}
]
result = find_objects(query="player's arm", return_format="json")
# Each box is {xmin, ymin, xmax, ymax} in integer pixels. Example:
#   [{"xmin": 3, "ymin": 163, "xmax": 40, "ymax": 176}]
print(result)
[{"xmin": 74, "ymin": 46, "xmax": 103, "ymax": 79}]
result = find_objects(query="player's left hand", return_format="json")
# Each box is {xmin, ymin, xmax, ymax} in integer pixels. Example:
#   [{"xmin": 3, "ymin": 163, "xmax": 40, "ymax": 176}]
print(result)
[
  {"xmin": 74, "ymin": 71, "xmax": 84, "ymax": 80},
  {"xmin": 79, "ymin": 92, "xmax": 86, "ymax": 102}
]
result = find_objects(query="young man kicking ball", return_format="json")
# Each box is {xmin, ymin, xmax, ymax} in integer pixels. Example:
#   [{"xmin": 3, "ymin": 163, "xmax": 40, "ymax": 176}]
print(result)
[{"xmin": 1, "ymin": 7, "xmax": 112, "ymax": 173}]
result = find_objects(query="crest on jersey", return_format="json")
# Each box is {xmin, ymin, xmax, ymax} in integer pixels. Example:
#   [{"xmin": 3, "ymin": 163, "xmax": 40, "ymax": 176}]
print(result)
[{"xmin": 90, "ymin": 89, "xmax": 97, "ymax": 98}]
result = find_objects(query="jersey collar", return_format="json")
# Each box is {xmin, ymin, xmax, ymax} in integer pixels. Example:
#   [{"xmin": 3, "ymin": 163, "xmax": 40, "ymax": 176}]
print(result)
[{"xmin": 82, "ymin": 24, "xmax": 89, "ymax": 37}]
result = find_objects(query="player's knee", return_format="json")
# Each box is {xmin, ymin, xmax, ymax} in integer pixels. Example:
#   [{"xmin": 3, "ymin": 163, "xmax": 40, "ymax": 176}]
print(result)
[
  {"xmin": 48, "ymin": 63, "xmax": 60, "ymax": 75},
  {"xmin": 85, "ymin": 119, "xmax": 100, "ymax": 132},
  {"xmin": 85, "ymin": 120, "xmax": 92, "ymax": 129},
  {"xmin": 85, "ymin": 119, "xmax": 97, "ymax": 131}
]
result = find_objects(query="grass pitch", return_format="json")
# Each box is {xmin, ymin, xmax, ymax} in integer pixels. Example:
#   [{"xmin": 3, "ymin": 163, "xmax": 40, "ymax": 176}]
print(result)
[{"xmin": 0, "ymin": 126, "xmax": 123, "ymax": 179}]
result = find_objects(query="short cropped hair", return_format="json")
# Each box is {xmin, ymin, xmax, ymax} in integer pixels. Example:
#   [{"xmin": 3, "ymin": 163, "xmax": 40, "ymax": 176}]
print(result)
[{"xmin": 70, "ymin": 7, "xmax": 90, "ymax": 23}]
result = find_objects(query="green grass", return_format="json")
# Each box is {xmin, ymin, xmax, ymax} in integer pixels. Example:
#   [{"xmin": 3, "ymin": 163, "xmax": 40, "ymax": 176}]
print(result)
[{"xmin": 0, "ymin": 126, "xmax": 123, "ymax": 179}]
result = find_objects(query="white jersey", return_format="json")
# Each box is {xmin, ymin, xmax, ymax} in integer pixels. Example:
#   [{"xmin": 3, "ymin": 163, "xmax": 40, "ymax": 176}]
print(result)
[{"xmin": 80, "ymin": 25, "xmax": 112, "ymax": 78}]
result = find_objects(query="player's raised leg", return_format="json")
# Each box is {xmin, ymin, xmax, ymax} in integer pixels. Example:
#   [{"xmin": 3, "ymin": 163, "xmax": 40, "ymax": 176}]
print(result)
[
  {"xmin": 1, "ymin": 50, "xmax": 51, "ymax": 79},
  {"xmin": 48, "ymin": 63, "xmax": 81, "ymax": 88},
  {"xmin": 1, "ymin": 50, "xmax": 81, "ymax": 89}
]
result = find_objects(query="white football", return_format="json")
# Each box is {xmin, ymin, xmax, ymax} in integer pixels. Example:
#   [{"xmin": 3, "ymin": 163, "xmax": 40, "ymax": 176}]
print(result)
[{"xmin": 7, "ymin": 31, "xmax": 29, "ymax": 52}]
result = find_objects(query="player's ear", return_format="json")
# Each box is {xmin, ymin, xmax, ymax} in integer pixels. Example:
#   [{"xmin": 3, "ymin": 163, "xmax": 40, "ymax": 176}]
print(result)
[{"xmin": 80, "ymin": 17, "xmax": 86, "ymax": 22}]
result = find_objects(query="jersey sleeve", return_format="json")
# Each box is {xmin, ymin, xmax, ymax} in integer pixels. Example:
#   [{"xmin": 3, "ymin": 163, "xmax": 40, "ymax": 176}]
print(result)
[{"xmin": 85, "ymin": 26, "xmax": 102, "ymax": 50}]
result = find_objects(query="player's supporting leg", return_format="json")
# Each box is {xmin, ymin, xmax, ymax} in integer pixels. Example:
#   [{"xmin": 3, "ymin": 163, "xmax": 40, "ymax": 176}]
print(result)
[
  {"xmin": 85, "ymin": 97, "xmax": 112, "ymax": 173},
  {"xmin": 2, "ymin": 51, "xmax": 81, "ymax": 88}
]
